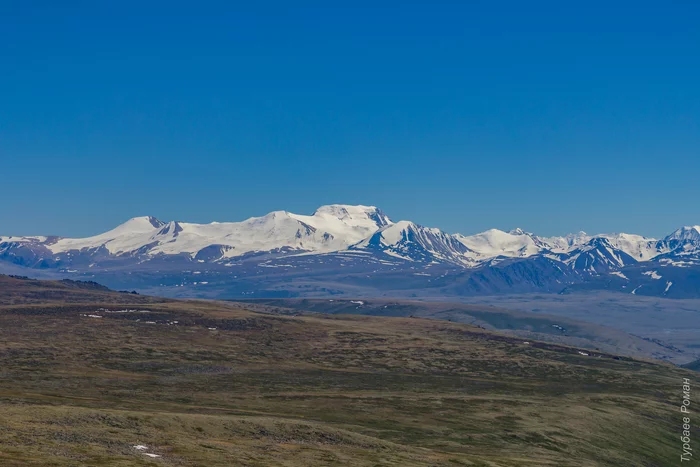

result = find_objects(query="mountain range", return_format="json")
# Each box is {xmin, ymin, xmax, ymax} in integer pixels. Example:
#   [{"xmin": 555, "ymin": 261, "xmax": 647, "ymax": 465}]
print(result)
[{"xmin": 2, "ymin": 204, "xmax": 699, "ymax": 298}]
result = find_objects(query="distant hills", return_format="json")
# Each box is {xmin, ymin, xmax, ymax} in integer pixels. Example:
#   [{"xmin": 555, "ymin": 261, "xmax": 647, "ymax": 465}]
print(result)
[{"xmin": 2, "ymin": 204, "xmax": 699, "ymax": 298}]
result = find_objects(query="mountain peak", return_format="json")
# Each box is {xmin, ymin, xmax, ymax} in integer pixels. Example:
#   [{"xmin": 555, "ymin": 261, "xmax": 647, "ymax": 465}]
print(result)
[
  {"xmin": 666, "ymin": 226, "xmax": 700, "ymax": 242},
  {"xmin": 280, "ymin": 205, "xmax": 393, "ymax": 246},
  {"xmin": 112, "ymin": 216, "xmax": 165, "ymax": 234},
  {"xmin": 312, "ymin": 204, "xmax": 390, "ymax": 226},
  {"xmin": 314, "ymin": 204, "xmax": 378, "ymax": 215},
  {"xmin": 351, "ymin": 220, "xmax": 473, "ymax": 265},
  {"xmin": 376, "ymin": 220, "xmax": 416, "ymax": 243},
  {"xmin": 456, "ymin": 228, "xmax": 545, "ymax": 258}
]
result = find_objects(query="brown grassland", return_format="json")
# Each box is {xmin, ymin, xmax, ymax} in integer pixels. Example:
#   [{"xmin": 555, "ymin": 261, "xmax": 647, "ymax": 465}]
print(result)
[{"xmin": 0, "ymin": 275, "xmax": 692, "ymax": 466}]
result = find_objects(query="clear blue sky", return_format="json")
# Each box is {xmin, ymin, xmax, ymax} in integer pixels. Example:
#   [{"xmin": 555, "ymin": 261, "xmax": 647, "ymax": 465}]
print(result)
[{"xmin": 1, "ymin": 1, "xmax": 698, "ymax": 238}]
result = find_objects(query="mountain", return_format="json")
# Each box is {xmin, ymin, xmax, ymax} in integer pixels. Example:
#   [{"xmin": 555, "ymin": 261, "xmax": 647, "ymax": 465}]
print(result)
[
  {"xmin": 2, "ymin": 204, "xmax": 700, "ymax": 299},
  {"xmin": 666, "ymin": 225, "xmax": 700, "ymax": 242},
  {"xmin": 0, "ymin": 205, "xmax": 391, "ymax": 265},
  {"xmin": 655, "ymin": 226, "xmax": 700, "ymax": 263},
  {"xmin": 553, "ymin": 237, "xmax": 639, "ymax": 274},
  {"xmin": 539, "ymin": 231, "xmax": 591, "ymax": 252},
  {"xmin": 351, "ymin": 221, "xmax": 478, "ymax": 265},
  {"xmin": 455, "ymin": 228, "xmax": 548, "ymax": 259}
]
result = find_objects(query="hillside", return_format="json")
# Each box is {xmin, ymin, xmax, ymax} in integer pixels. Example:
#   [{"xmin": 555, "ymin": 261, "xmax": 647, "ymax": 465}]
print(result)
[
  {"xmin": 0, "ymin": 274, "xmax": 166, "ymax": 306},
  {"xmin": 236, "ymin": 297, "xmax": 691, "ymax": 364},
  {"xmin": 682, "ymin": 359, "xmax": 700, "ymax": 372},
  {"xmin": 0, "ymin": 275, "xmax": 693, "ymax": 466}
]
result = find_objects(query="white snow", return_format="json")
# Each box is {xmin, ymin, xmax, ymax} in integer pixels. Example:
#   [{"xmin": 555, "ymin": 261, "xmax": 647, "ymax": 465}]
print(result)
[
  {"xmin": 356, "ymin": 220, "xmax": 413, "ymax": 247},
  {"xmin": 598, "ymin": 233, "xmax": 659, "ymax": 261},
  {"xmin": 290, "ymin": 204, "xmax": 391, "ymax": 245},
  {"xmin": 540, "ymin": 231, "xmax": 591, "ymax": 252},
  {"xmin": 50, "ymin": 216, "xmax": 164, "ymax": 255},
  {"xmin": 540, "ymin": 231, "xmax": 663, "ymax": 261},
  {"xmin": 455, "ymin": 228, "xmax": 544, "ymax": 259},
  {"xmin": 353, "ymin": 221, "xmax": 477, "ymax": 266},
  {"xmin": 100, "ymin": 309, "xmax": 150, "ymax": 313},
  {"xmin": 35, "ymin": 205, "xmax": 392, "ymax": 260},
  {"xmin": 383, "ymin": 249, "xmax": 412, "ymax": 261},
  {"xmin": 133, "ymin": 445, "xmax": 148, "ymax": 451},
  {"xmin": 664, "ymin": 281, "xmax": 673, "ymax": 293},
  {"xmin": 666, "ymin": 226, "xmax": 700, "ymax": 242},
  {"xmin": 2, "ymin": 205, "xmax": 698, "ymax": 276},
  {"xmin": 610, "ymin": 271, "xmax": 629, "ymax": 280},
  {"xmin": 642, "ymin": 270, "xmax": 662, "ymax": 280},
  {"xmin": 658, "ymin": 258, "xmax": 694, "ymax": 268},
  {"xmin": 0, "ymin": 235, "xmax": 48, "ymax": 244}
]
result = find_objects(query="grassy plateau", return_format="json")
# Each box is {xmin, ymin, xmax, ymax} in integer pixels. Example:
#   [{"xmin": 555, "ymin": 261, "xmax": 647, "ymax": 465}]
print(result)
[{"xmin": 0, "ymin": 275, "xmax": 692, "ymax": 466}]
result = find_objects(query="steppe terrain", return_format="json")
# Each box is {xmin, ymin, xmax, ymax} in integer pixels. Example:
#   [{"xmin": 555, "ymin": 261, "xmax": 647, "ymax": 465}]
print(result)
[{"xmin": 0, "ymin": 275, "xmax": 691, "ymax": 466}]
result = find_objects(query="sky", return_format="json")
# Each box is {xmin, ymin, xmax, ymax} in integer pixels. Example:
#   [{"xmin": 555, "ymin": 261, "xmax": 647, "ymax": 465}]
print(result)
[{"xmin": 1, "ymin": 1, "xmax": 698, "ymax": 238}]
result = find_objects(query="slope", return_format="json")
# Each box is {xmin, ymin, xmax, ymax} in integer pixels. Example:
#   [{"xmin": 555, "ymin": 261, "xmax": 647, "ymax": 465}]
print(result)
[{"xmin": 0, "ymin": 275, "xmax": 692, "ymax": 466}]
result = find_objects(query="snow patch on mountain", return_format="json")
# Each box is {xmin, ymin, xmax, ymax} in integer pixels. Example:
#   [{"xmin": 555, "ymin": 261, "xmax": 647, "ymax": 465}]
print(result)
[
  {"xmin": 642, "ymin": 270, "xmax": 662, "ymax": 280},
  {"xmin": 610, "ymin": 271, "xmax": 629, "ymax": 280}
]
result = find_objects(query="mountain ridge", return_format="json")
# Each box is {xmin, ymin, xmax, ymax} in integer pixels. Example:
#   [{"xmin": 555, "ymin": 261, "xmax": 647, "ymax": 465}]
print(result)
[{"xmin": 2, "ymin": 204, "xmax": 699, "ymax": 299}]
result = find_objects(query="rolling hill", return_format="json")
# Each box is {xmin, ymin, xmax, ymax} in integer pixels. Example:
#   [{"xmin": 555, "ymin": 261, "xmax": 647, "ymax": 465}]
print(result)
[{"xmin": 0, "ymin": 275, "xmax": 693, "ymax": 466}]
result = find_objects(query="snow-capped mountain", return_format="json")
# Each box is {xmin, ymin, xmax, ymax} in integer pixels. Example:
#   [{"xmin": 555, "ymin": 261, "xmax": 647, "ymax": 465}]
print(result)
[
  {"xmin": 553, "ymin": 237, "xmax": 639, "ymax": 274},
  {"xmin": 2, "ymin": 205, "xmax": 699, "ymax": 299},
  {"xmin": 596, "ymin": 233, "xmax": 661, "ymax": 261},
  {"xmin": 666, "ymin": 226, "xmax": 700, "ymax": 243},
  {"xmin": 0, "ymin": 205, "xmax": 391, "ymax": 264},
  {"xmin": 455, "ymin": 228, "xmax": 548, "ymax": 259},
  {"xmin": 539, "ymin": 231, "xmax": 591, "ymax": 252},
  {"xmin": 351, "ymin": 221, "xmax": 477, "ymax": 265},
  {"xmin": 539, "ymin": 232, "xmax": 662, "ymax": 260}
]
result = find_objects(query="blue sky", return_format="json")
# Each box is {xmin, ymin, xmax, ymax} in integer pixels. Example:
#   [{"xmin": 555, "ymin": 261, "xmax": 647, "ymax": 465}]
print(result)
[{"xmin": 1, "ymin": 1, "xmax": 698, "ymax": 238}]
